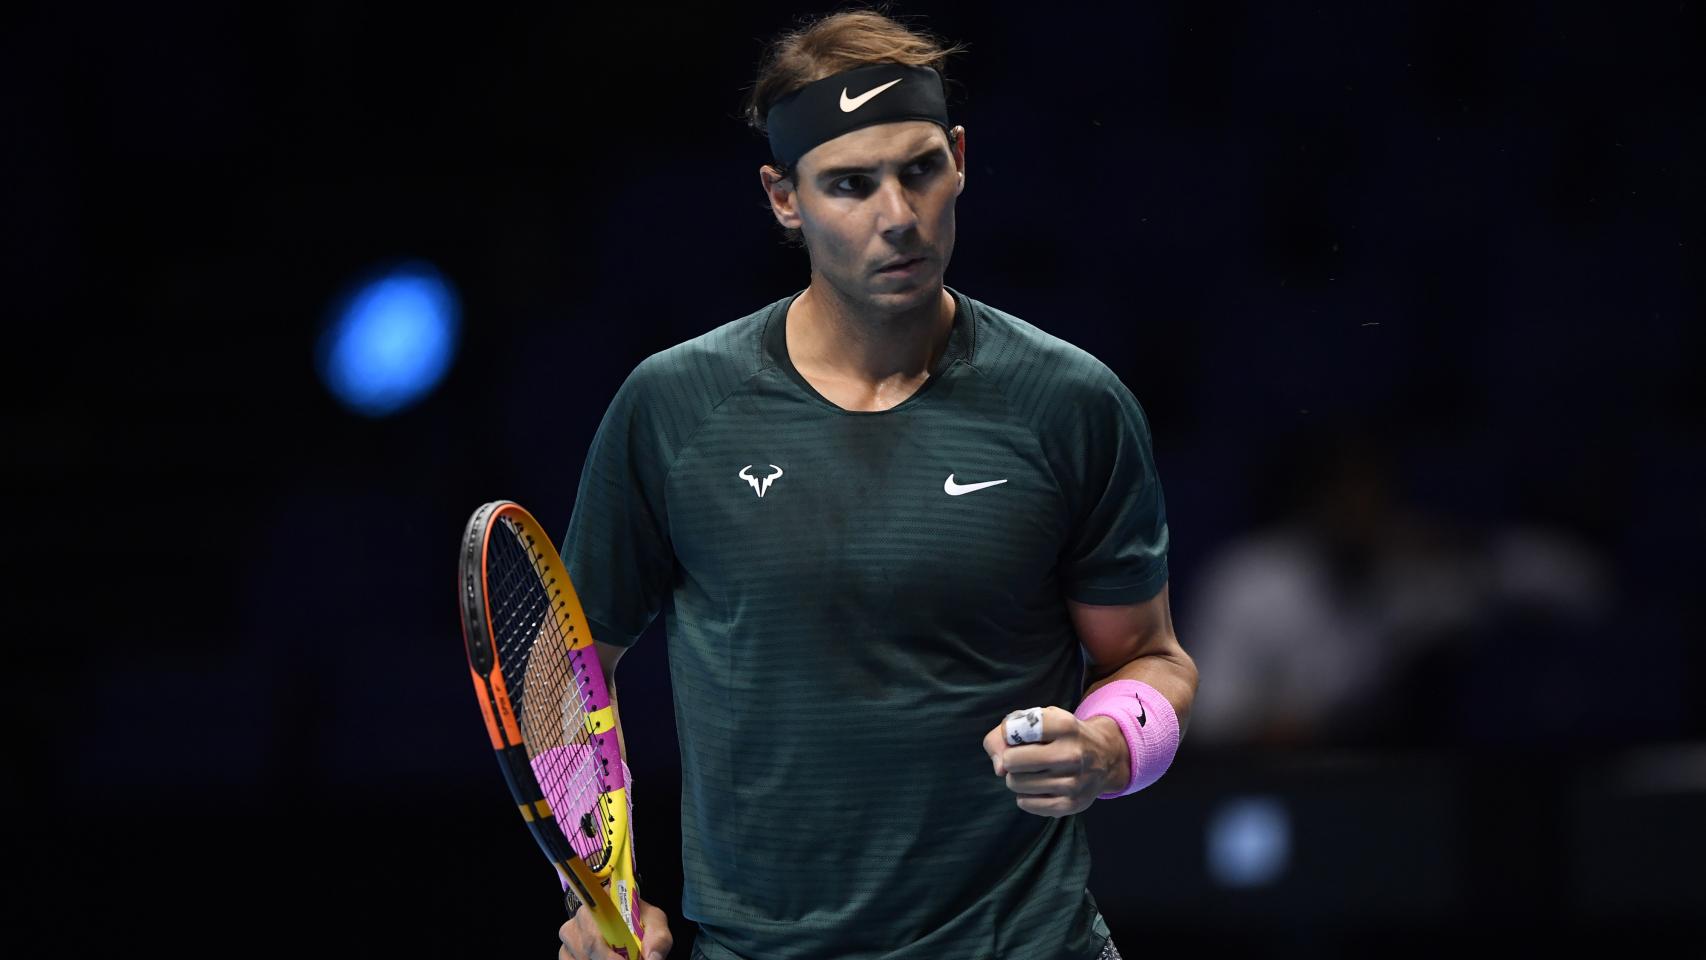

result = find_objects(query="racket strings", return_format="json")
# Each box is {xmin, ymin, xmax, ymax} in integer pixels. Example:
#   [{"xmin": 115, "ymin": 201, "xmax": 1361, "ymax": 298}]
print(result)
[
  {"xmin": 488, "ymin": 521, "xmax": 551, "ymax": 708},
  {"xmin": 489, "ymin": 519, "xmax": 617, "ymax": 869}
]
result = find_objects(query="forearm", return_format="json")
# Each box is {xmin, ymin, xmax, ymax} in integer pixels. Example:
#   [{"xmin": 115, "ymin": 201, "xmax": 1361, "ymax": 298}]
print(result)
[
  {"xmin": 1080, "ymin": 648, "xmax": 1197, "ymax": 795},
  {"xmin": 608, "ymin": 676, "xmax": 630, "ymax": 762},
  {"xmin": 1086, "ymin": 648, "xmax": 1197, "ymax": 736},
  {"xmin": 596, "ymin": 644, "xmax": 630, "ymax": 763}
]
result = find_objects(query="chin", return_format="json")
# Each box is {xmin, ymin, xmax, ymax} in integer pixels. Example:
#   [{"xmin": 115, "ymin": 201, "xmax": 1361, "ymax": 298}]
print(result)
[
  {"xmin": 872, "ymin": 265, "xmax": 940, "ymax": 292},
  {"xmin": 868, "ymin": 283, "xmax": 938, "ymax": 309}
]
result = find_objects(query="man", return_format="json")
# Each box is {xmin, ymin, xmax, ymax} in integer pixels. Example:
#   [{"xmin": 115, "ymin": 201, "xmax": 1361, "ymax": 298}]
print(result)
[{"xmin": 556, "ymin": 11, "xmax": 1196, "ymax": 960}]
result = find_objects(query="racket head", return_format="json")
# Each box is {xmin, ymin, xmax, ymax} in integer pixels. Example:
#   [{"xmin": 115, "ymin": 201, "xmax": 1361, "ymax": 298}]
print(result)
[{"xmin": 458, "ymin": 500, "xmax": 643, "ymax": 954}]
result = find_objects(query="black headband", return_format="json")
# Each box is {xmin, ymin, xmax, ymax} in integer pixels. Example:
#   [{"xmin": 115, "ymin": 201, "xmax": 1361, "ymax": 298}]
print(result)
[{"xmin": 765, "ymin": 63, "xmax": 952, "ymax": 172}]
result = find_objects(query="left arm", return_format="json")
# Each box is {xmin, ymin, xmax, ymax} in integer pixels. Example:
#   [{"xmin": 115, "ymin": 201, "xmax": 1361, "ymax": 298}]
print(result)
[
  {"xmin": 1073, "ymin": 581, "xmax": 1196, "ymax": 738},
  {"xmin": 983, "ymin": 582, "xmax": 1197, "ymax": 816}
]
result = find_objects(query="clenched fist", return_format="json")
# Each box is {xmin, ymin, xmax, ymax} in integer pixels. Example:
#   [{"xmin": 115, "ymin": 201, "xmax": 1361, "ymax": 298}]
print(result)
[{"xmin": 982, "ymin": 706, "xmax": 1129, "ymax": 817}]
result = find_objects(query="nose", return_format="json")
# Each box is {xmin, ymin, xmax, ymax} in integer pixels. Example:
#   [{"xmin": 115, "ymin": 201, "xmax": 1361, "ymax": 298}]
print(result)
[{"xmin": 872, "ymin": 176, "xmax": 920, "ymax": 238}]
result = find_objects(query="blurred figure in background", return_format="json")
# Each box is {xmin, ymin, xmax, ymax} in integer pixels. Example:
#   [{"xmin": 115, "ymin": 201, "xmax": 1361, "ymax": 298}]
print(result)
[{"xmin": 1185, "ymin": 422, "xmax": 1614, "ymax": 750}]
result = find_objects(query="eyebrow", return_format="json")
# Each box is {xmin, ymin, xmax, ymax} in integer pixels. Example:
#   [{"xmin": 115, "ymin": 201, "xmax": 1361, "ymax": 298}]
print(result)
[{"xmin": 813, "ymin": 143, "xmax": 945, "ymax": 183}]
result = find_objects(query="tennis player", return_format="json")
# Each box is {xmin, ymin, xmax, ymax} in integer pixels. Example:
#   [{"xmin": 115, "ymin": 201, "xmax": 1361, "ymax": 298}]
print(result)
[{"xmin": 556, "ymin": 10, "xmax": 1196, "ymax": 960}]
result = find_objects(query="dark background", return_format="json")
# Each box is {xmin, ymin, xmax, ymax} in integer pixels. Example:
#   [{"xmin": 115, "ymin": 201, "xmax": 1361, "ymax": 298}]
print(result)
[{"xmin": 9, "ymin": 1, "xmax": 1701, "ymax": 956}]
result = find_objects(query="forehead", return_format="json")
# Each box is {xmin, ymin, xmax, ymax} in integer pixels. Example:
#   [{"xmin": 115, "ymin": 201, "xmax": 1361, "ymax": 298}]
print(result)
[{"xmin": 797, "ymin": 120, "xmax": 948, "ymax": 177}]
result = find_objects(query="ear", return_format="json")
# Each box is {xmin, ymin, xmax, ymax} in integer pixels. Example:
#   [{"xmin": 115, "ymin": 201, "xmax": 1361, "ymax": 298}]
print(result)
[
  {"xmin": 759, "ymin": 164, "xmax": 803, "ymax": 229},
  {"xmin": 951, "ymin": 126, "xmax": 967, "ymax": 195}
]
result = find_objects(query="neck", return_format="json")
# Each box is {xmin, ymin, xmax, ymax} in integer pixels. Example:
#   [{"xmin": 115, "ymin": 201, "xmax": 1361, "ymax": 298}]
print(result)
[{"xmin": 787, "ymin": 276, "xmax": 955, "ymax": 387}]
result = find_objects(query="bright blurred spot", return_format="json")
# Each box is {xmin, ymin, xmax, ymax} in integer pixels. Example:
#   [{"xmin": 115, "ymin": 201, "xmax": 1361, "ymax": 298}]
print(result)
[
  {"xmin": 317, "ymin": 261, "xmax": 460, "ymax": 416},
  {"xmin": 1206, "ymin": 795, "xmax": 1291, "ymax": 888}
]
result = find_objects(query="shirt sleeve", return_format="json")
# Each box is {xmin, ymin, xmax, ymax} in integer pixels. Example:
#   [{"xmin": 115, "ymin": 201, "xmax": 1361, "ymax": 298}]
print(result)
[
  {"xmin": 562, "ymin": 359, "xmax": 675, "ymax": 648},
  {"xmin": 1059, "ymin": 366, "xmax": 1170, "ymax": 605}
]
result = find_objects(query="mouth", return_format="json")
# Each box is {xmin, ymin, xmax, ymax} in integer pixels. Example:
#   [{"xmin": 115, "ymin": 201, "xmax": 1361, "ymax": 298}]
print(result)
[{"xmin": 876, "ymin": 256, "xmax": 927, "ymax": 275}]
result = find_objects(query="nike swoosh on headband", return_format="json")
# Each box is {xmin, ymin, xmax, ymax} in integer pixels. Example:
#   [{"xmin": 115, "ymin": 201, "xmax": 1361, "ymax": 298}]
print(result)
[{"xmin": 840, "ymin": 78, "xmax": 905, "ymax": 113}]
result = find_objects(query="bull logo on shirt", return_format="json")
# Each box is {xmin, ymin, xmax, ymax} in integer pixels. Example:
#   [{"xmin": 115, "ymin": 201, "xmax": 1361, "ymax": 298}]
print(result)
[{"xmin": 738, "ymin": 464, "xmax": 784, "ymax": 498}]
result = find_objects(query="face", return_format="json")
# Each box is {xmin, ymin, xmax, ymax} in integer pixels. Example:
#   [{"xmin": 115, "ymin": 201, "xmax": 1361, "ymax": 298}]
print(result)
[{"xmin": 763, "ymin": 120, "xmax": 966, "ymax": 316}]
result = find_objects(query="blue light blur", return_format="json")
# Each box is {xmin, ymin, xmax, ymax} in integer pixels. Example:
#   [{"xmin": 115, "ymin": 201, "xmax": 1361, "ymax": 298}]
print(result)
[
  {"xmin": 317, "ymin": 261, "xmax": 461, "ymax": 416},
  {"xmin": 1206, "ymin": 795, "xmax": 1292, "ymax": 888}
]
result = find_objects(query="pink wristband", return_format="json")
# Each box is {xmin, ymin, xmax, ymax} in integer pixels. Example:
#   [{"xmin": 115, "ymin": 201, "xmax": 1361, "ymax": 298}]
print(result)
[{"xmin": 1075, "ymin": 679, "xmax": 1180, "ymax": 799}]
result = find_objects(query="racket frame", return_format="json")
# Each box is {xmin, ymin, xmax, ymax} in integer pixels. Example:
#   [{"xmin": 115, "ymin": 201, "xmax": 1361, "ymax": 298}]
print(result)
[{"xmin": 458, "ymin": 500, "xmax": 644, "ymax": 956}]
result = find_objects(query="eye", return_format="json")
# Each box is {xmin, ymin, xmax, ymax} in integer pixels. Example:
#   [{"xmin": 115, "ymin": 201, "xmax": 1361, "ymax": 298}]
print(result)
[
  {"xmin": 830, "ymin": 158, "xmax": 941, "ymax": 195},
  {"xmin": 907, "ymin": 157, "xmax": 937, "ymax": 176}
]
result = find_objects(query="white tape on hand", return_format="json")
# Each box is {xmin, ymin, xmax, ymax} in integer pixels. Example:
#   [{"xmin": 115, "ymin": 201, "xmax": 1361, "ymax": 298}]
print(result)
[{"xmin": 1005, "ymin": 707, "xmax": 1044, "ymax": 746}]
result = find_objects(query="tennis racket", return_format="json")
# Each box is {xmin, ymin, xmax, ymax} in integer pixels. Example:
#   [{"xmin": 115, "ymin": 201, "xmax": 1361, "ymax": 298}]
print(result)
[{"xmin": 458, "ymin": 499, "xmax": 645, "ymax": 958}]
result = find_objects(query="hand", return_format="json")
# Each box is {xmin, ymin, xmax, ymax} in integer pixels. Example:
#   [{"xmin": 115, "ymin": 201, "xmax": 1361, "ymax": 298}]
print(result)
[
  {"xmin": 982, "ymin": 706, "xmax": 1129, "ymax": 817},
  {"xmin": 557, "ymin": 895, "xmax": 672, "ymax": 960}
]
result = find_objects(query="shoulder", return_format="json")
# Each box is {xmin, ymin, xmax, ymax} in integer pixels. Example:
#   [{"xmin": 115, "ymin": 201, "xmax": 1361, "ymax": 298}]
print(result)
[
  {"xmin": 959, "ymin": 292, "xmax": 1139, "ymax": 420},
  {"xmin": 627, "ymin": 305, "xmax": 774, "ymax": 398},
  {"xmin": 597, "ymin": 298, "xmax": 788, "ymax": 458},
  {"xmin": 610, "ymin": 301, "xmax": 782, "ymax": 442}
]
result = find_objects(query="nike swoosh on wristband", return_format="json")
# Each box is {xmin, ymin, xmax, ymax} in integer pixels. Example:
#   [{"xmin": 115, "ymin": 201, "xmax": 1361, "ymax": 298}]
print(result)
[
  {"xmin": 944, "ymin": 475, "xmax": 1008, "ymax": 496},
  {"xmin": 1136, "ymin": 700, "xmax": 1147, "ymax": 727},
  {"xmin": 840, "ymin": 78, "xmax": 904, "ymax": 112}
]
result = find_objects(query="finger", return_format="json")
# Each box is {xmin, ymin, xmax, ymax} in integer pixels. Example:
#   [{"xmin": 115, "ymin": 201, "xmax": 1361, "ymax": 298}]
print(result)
[
  {"xmin": 983, "ymin": 724, "xmax": 1014, "ymax": 775},
  {"xmin": 1034, "ymin": 705, "xmax": 1080, "ymax": 741},
  {"xmin": 573, "ymin": 921, "xmax": 609, "ymax": 960},
  {"xmin": 1003, "ymin": 707, "xmax": 1045, "ymax": 746},
  {"xmin": 1001, "ymin": 739, "xmax": 1087, "ymax": 775},
  {"xmin": 558, "ymin": 919, "xmax": 579, "ymax": 960},
  {"xmin": 559, "ymin": 932, "xmax": 592, "ymax": 960},
  {"xmin": 1007, "ymin": 705, "xmax": 1081, "ymax": 746},
  {"xmin": 1016, "ymin": 794, "xmax": 1078, "ymax": 818},
  {"xmin": 998, "ymin": 743, "xmax": 1053, "ymax": 774},
  {"xmin": 1004, "ymin": 772, "xmax": 1079, "ymax": 796},
  {"xmin": 638, "ymin": 902, "xmax": 673, "ymax": 960}
]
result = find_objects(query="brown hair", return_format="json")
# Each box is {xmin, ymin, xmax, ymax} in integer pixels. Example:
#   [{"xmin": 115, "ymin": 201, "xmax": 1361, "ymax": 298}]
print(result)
[{"xmin": 743, "ymin": 5, "xmax": 968, "ymax": 246}]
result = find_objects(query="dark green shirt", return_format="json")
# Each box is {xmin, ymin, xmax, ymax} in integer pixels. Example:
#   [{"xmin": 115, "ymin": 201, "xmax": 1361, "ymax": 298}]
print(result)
[{"xmin": 564, "ymin": 286, "xmax": 1168, "ymax": 960}]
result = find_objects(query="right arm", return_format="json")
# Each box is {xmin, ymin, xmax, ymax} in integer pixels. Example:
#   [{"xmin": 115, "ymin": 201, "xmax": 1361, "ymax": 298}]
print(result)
[
  {"xmin": 558, "ymin": 638, "xmax": 673, "ymax": 960},
  {"xmin": 597, "ymin": 640, "xmax": 630, "ymax": 761}
]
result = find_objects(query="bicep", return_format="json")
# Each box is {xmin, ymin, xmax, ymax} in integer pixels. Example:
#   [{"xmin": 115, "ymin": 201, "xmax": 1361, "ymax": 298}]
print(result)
[{"xmin": 1068, "ymin": 581, "xmax": 1184, "ymax": 674}]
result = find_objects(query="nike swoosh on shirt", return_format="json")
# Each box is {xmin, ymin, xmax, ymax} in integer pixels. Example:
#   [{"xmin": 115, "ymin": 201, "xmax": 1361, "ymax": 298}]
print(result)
[
  {"xmin": 840, "ymin": 78, "xmax": 904, "ymax": 112},
  {"xmin": 944, "ymin": 475, "xmax": 1009, "ymax": 496}
]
